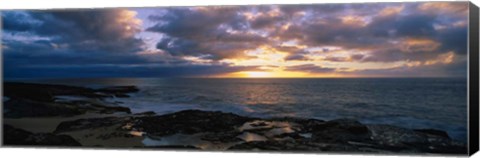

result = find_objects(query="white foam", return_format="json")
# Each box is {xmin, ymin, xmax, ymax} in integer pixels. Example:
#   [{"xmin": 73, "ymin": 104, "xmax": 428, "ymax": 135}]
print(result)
[
  {"xmin": 54, "ymin": 95, "xmax": 90, "ymax": 102},
  {"xmin": 3, "ymin": 96, "xmax": 10, "ymax": 102},
  {"xmin": 299, "ymin": 133, "xmax": 312, "ymax": 138}
]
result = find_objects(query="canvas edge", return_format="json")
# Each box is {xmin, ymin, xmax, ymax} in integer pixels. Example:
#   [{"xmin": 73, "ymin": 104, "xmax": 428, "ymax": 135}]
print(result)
[
  {"xmin": 0, "ymin": 10, "xmax": 4, "ymax": 147},
  {"xmin": 468, "ymin": 1, "xmax": 480, "ymax": 156}
]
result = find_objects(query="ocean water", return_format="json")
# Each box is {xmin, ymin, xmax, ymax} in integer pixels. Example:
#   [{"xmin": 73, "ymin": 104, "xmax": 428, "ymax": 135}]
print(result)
[{"xmin": 12, "ymin": 78, "xmax": 468, "ymax": 142}]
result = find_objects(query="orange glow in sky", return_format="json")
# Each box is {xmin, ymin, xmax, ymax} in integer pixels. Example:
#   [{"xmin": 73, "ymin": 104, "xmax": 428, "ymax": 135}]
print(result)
[{"xmin": 213, "ymin": 70, "xmax": 349, "ymax": 78}]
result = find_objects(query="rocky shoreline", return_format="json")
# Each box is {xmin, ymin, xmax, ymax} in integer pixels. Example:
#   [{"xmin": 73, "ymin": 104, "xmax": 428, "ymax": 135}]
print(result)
[{"xmin": 2, "ymin": 82, "xmax": 467, "ymax": 154}]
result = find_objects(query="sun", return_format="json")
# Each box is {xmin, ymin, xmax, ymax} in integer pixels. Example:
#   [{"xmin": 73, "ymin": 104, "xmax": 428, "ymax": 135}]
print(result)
[
  {"xmin": 243, "ymin": 71, "xmax": 271, "ymax": 78},
  {"xmin": 213, "ymin": 70, "xmax": 332, "ymax": 78}
]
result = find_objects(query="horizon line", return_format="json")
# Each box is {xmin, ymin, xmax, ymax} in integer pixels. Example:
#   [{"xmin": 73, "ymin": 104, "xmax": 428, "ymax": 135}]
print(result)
[{"xmin": 3, "ymin": 76, "xmax": 468, "ymax": 81}]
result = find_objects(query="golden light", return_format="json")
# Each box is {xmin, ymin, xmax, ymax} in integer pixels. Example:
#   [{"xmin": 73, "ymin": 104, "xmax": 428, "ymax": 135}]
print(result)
[
  {"xmin": 400, "ymin": 38, "xmax": 440, "ymax": 52},
  {"xmin": 243, "ymin": 71, "xmax": 271, "ymax": 78},
  {"xmin": 340, "ymin": 15, "xmax": 369, "ymax": 27},
  {"xmin": 379, "ymin": 5, "xmax": 405, "ymax": 17},
  {"xmin": 212, "ymin": 70, "xmax": 340, "ymax": 78}
]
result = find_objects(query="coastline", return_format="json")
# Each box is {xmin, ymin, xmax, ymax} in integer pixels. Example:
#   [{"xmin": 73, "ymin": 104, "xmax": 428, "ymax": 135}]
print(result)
[{"xmin": 2, "ymin": 82, "xmax": 468, "ymax": 154}]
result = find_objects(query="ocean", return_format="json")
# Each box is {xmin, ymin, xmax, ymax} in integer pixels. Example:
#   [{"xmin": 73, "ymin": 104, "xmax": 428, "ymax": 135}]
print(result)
[{"xmin": 7, "ymin": 77, "xmax": 468, "ymax": 142}]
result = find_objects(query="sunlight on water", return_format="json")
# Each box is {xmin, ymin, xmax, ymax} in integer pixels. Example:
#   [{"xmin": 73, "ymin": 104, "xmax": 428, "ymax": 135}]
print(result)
[
  {"xmin": 142, "ymin": 133, "xmax": 240, "ymax": 150},
  {"xmin": 236, "ymin": 132, "xmax": 267, "ymax": 142}
]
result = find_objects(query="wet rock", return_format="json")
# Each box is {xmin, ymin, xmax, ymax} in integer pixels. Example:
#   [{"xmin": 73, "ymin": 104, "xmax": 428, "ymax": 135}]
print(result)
[
  {"xmin": 4, "ymin": 82, "xmax": 103, "ymax": 102},
  {"xmin": 229, "ymin": 140, "xmax": 360, "ymax": 152},
  {"xmin": 3, "ymin": 99, "xmax": 85, "ymax": 118},
  {"xmin": 135, "ymin": 111, "xmax": 156, "ymax": 116},
  {"xmin": 4, "ymin": 124, "xmax": 81, "ymax": 146},
  {"xmin": 96, "ymin": 86, "xmax": 139, "ymax": 93},
  {"xmin": 368, "ymin": 125, "xmax": 428, "ymax": 147},
  {"xmin": 54, "ymin": 117, "xmax": 126, "ymax": 133},
  {"xmin": 96, "ymin": 86, "xmax": 139, "ymax": 97},
  {"xmin": 128, "ymin": 110, "xmax": 466, "ymax": 154},
  {"xmin": 97, "ymin": 105, "xmax": 131, "ymax": 114},
  {"xmin": 414, "ymin": 129, "xmax": 450, "ymax": 139},
  {"xmin": 367, "ymin": 125, "xmax": 466, "ymax": 153},
  {"xmin": 3, "ymin": 82, "xmax": 136, "ymax": 118},
  {"xmin": 201, "ymin": 132, "xmax": 243, "ymax": 142},
  {"xmin": 310, "ymin": 119, "xmax": 371, "ymax": 143},
  {"xmin": 237, "ymin": 132, "xmax": 268, "ymax": 142},
  {"xmin": 133, "ymin": 110, "xmax": 254, "ymax": 136},
  {"xmin": 142, "ymin": 145, "xmax": 200, "ymax": 149}
]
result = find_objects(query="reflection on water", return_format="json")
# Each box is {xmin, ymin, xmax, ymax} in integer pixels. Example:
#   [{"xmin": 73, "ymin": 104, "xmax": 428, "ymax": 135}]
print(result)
[
  {"xmin": 142, "ymin": 133, "xmax": 240, "ymax": 150},
  {"xmin": 129, "ymin": 131, "xmax": 145, "ymax": 137},
  {"xmin": 142, "ymin": 120, "xmax": 305, "ymax": 149},
  {"xmin": 24, "ymin": 78, "xmax": 468, "ymax": 142},
  {"xmin": 236, "ymin": 132, "xmax": 267, "ymax": 142}
]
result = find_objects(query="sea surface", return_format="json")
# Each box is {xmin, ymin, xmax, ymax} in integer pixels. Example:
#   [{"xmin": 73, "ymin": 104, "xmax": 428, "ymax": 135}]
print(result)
[{"xmin": 8, "ymin": 78, "xmax": 468, "ymax": 142}]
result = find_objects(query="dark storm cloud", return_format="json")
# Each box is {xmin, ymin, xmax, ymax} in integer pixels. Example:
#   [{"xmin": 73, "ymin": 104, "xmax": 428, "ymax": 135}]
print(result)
[
  {"xmin": 4, "ymin": 63, "xmax": 259, "ymax": 78},
  {"xmin": 2, "ymin": 9, "xmax": 144, "ymax": 53},
  {"xmin": 2, "ymin": 12, "xmax": 39, "ymax": 32},
  {"xmin": 146, "ymin": 7, "xmax": 269, "ymax": 60},
  {"xmin": 436, "ymin": 26, "xmax": 468, "ymax": 54},
  {"xmin": 2, "ymin": 9, "xmax": 194, "ymax": 78},
  {"xmin": 368, "ymin": 14, "xmax": 437, "ymax": 38}
]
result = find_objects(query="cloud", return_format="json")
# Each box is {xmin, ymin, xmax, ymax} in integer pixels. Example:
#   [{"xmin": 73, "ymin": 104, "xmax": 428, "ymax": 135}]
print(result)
[
  {"xmin": 285, "ymin": 64, "xmax": 336, "ymax": 73},
  {"xmin": 284, "ymin": 49, "xmax": 311, "ymax": 61},
  {"xmin": 4, "ymin": 63, "xmax": 258, "ymax": 78},
  {"xmin": 3, "ymin": 9, "xmax": 145, "ymax": 54},
  {"xmin": 2, "ymin": 2, "xmax": 470, "ymax": 78},
  {"xmin": 146, "ymin": 7, "xmax": 270, "ymax": 60},
  {"xmin": 284, "ymin": 54, "xmax": 310, "ymax": 61},
  {"xmin": 145, "ymin": 2, "xmax": 468, "ymax": 66}
]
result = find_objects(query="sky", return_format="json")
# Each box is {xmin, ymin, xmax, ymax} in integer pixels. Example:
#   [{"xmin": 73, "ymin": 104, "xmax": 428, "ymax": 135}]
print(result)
[{"xmin": 1, "ymin": 2, "xmax": 470, "ymax": 78}]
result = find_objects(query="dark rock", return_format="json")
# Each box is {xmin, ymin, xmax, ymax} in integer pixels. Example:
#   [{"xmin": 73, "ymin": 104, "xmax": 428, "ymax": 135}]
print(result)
[
  {"xmin": 367, "ymin": 125, "xmax": 467, "ymax": 153},
  {"xmin": 135, "ymin": 111, "xmax": 156, "ymax": 116},
  {"xmin": 4, "ymin": 82, "xmax": 104, "ymax": 102},
  {"xmin": 300, "ymin": 119, "xmax": 326, "ymax": 132},
  {"xmin": 3, "ymin": 82, "xmax": 136, "ymax": 118},
  {"xmin": 54, "ymin": 117, "xmax": 126, "ymax": 133},
  {"xmin": 368, "ymin": 125, "xmax": 428, "ymax": 148},
  {"xmin": 96, "ymin": 86, "xmax": 139, "ymax": 98},
  {"xmin": 228, "ymin": 140, "xmax": 360, "ymax": 152},
  {"xmin": 128, "ymin": 110, "xmax": 466, "ymax": 154},
  {"xmin": 310, "ymin": 119, "xmax": 371, "ymax": 143},
  {"xmin": 4, "ymin": 124, "xmax": 81, "ymax": 146},
  {"xmin": 96, "ymin": 86, "xmax": 139, "ymax": 93},
  {"xmin": 133, "ymin": 110, "xmax": 254, "ymax": 136},
  {"xmin": 414, "ymin": 129, "xmax": 450, "ymax": 139},
  {"xmin": 315, "ymin": 119, "xmax": 369, "ymax": 134},
  {"xmin": 201, "ymin": 131, "xmax": 243, "ymax": 142},
  {"xmin": 3, "ymin": 99, "xmax": 85, "ymax": 118},
  {"xmin": 97, "ymin": 105, "xmax": 131, "ymax": 114},
  {"xmin": 142, "ymin": 145, "xmax": 200, "ymax": 149}
]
